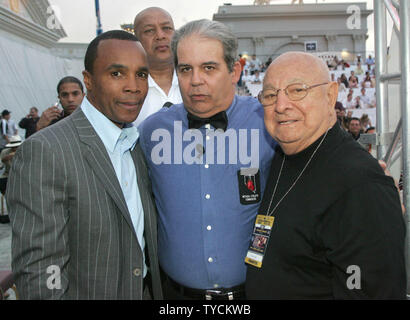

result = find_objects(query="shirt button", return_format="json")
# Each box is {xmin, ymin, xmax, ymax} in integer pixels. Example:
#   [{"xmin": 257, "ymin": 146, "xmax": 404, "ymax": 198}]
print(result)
[
  {"xmin": 133, "ymin": 268, "xmax": 141, "ymax": 277},
  {"xmin": 205, "ymin": 194, "xmax": 211, "ymax": 200},
  {"xmin": 205, "ymin": 164, "xmax": 209, "ymax": 169},
  {"xmin": 207, "ymin": 225, "xmax": 212, "ymax": 231},
  {"xmin": 208, "ymin": 257, "xmax": 213, "ymax": 263},
  {"xmin": 206, "ymin": 135, "xmax": 210, "ymax": 141},
  {"xmin": 124, "ymin": 182, "xmax": 128, "ymax": 187},
  {"xmin": 205, "ymin": 124, "xmax": 211, "ymax": 130}
]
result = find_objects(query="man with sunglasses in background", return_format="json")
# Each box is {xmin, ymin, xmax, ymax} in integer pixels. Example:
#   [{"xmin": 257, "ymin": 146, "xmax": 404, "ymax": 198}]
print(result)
[{"xmin": 245, "ymin": 52, "xmax": 406, "ymax": 299}]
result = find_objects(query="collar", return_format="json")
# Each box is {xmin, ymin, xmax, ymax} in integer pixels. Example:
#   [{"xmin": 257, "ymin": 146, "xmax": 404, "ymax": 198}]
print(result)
[
  {"xmin": 187, "ymin": 110, "xmax": 228, "ymax": 131},
  {"xmin": 280, "ymin": 122, "xmax": 341, "ymax": 162},
  {"xmin": 181, "ymin": 95, "xmax": 238, "ymax": 130},
  {"xmin": 81, "ymin": 97, "xmax": 139, "ymax": 153}
]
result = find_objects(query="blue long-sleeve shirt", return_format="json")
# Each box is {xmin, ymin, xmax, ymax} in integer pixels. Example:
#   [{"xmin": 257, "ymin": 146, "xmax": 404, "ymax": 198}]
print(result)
[{"xmin": 139, "ymin": 95, "xmax": 276, "ymax": 289}]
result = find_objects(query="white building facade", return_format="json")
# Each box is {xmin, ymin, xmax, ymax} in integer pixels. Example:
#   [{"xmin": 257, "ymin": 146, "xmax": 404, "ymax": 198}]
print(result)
[{"xmin": 213, "ymin": 2, "xmax": 372, "ymax": 63}]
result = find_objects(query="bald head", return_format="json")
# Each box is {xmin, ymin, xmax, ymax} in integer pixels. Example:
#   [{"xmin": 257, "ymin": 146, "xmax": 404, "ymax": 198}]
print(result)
[
  {"xmin": 133, "ymin": 7, "xmax": 175, "ymax": 66},
  {"xmin": 134, "ymin": 7, "xmax": 173, "ymax": 38},
  {"xmin": 261, "ymin": 51, "xmax": 338, "ymax": 155},
  {"xmin": 265, "ymin": 52, "xmax": 330, "ymax": 86}
]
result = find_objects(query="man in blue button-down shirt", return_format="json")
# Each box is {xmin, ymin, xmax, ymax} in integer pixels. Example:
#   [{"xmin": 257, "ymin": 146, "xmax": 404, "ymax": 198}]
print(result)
[{"xmin": 139, "ymin": 19, "xmax": 276, "ymax": 300}]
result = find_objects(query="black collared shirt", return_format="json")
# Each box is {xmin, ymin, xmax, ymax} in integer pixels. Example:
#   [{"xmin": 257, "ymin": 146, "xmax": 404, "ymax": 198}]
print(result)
[
  {"xmin": 246, "ymin": 123, "xmax": 406, "ymax": 299},
  {"xmin": 19, "ymin": 117, "xmax": 39, "ymax": 138}
]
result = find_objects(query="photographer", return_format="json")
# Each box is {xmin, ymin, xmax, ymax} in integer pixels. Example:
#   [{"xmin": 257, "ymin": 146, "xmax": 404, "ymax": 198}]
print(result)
[
  {"xmin": 18, "ymin": 107, "xmax": 39, "ymax": 138},
  {"xmin": 36, "ymin": 76, "xmax": 85, "ymax": 131}
]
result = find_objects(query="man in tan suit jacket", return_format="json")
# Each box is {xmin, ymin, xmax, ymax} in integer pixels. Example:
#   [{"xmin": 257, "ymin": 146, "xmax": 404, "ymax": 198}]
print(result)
[{"xmin": 6, "ymin": 30, "xmax": 162, "ymax": 300}]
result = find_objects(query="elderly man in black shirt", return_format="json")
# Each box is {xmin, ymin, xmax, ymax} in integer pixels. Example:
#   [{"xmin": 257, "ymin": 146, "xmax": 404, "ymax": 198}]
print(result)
[{"xmin": 245, "ymin": 52, "xmax": 406, "ymax": 299}]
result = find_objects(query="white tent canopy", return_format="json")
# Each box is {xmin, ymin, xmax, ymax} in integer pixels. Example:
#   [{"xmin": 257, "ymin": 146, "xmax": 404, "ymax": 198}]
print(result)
[
  {"xmin": 0, "ymin": 1, "xmax": 83, "ymax": 139},
  {"xmin": 0, "ymin": 31, "xmax": 84, "ymax": 137}
]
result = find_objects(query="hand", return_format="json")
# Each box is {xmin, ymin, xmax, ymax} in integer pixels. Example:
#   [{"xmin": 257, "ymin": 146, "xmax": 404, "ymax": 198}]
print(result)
[
  {"xmin": 379, "ymin": 160, "xmax": 405, "ymax": 214},
  {"xmin": 1, "ymin": 152, "xmax": 16, "ymax": 162},
  {"xmin": 36, "ymin": 106, "xmax": 61, "ymax": 131}
]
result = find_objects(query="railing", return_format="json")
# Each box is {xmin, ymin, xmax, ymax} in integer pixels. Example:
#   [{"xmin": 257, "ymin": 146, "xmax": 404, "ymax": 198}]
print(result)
[{"xmin": 373, "ymin": 0, "xmax": 410, "ymax": 297}]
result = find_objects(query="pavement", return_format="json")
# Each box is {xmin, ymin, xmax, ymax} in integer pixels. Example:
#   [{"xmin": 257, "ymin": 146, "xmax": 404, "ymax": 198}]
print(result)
[{"xmin": 0, "ymin": 203, "xmax": 16, "ymax": 300}]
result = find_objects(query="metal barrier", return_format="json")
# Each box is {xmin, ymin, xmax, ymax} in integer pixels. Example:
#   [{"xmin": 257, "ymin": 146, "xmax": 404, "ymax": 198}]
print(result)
[{"xmin": 373, "ymin": 0, "xmax": 410, "ymax": 296}]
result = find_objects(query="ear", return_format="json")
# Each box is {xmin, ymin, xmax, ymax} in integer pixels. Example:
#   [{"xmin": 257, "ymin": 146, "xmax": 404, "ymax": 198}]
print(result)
[
  {"xmin": 327, "ymin": 81, "xmax": 338, "ymax": 110},
  {"xmin": 82, "ymin": 70, "xmax": 93, "ymax": 93},
  {"xmin": 231, "ymin": 61, "xmax": 242, "ymax": 84}
]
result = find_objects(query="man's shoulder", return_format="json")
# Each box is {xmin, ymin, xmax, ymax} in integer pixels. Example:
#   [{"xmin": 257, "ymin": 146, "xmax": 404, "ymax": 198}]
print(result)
[
  {"xmin": 233, "ymin": 95, "xmax": 264, "ymax": 121},
  {"xmin": 140, "ymin": 103, "xmax": 185, "ymax": 132},
  {"xmin": 236, "ymin": 95, "xmax": 260, "ymax": 106},
  {"xmin": 326, "ymin": 134, "xmax": 392, "ymax": 187},
  {"xmin": 24, "ymin": 115, "xmax": 77, "ymax": 149}
]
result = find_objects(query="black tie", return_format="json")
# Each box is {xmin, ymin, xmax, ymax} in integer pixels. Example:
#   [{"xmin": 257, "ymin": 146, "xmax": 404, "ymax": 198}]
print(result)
[{"xmin": 187, "ymin": 111, "xmax": 228, "ymax": 132}]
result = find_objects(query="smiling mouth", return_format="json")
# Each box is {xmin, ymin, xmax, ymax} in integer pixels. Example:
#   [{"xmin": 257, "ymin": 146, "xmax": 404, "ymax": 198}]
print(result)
[{"xmin": 278, "ymin": 120, "xmax": 297, "ymax": 125}]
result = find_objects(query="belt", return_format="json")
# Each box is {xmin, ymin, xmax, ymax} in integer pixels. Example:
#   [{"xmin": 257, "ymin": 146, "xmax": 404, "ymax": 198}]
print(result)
[{"xmin": 162, "ymin": 270, "xmax": 246, "ymax": 300}]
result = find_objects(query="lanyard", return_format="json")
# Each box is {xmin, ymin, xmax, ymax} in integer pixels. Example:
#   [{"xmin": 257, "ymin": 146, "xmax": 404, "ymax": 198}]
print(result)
[{"xmin": 265, "ymin": 127, "xmax": 331, "ymax": 217}]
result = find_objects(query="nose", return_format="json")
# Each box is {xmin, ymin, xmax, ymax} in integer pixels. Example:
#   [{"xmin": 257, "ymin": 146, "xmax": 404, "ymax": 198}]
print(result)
[
  {"xmin": 190, "ymin": 69, "xmax": 203, "ymax": 87},
  {"xmin": 274, "ymin": 89, "xmax": 291, "ymax": 114},
  {"xmin": 124, "ymin": 76, "xmax": 142, "ymax": 94},
  {"xmin": 156, "ymin": 28, "xmax": 166, "ymax": 40}
]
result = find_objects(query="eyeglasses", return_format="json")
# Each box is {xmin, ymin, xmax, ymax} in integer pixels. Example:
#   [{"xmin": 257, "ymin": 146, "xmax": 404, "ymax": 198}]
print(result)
[{"xmin": 258, "ymin": 82, "xmax": 329, "ymax": 107}]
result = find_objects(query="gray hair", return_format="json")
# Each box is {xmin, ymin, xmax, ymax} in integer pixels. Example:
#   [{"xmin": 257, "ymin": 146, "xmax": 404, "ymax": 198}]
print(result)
[{"xmin": 171, "ymin": 19, "xmax": 238, "ymax": 72}]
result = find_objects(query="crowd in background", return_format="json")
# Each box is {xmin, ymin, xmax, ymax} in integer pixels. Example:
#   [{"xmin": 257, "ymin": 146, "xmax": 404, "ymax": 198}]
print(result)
[
  {"xmin": 331, "ymin": 54, "xmax": 377, "ymax": 111},
  {"xmin": 237, "ymin": 54, "xmax": 272, "ymax": 87},
  {"xmin": 234, "ymin": 53, "xmax": 378, "ymax": 156},
  {"xmin": 330, "ymin": 54, "xmax": 377, "ymax": 149},
  {"xmin": 237, "ymin": 53, "xmax": 377, "ymax": 112}
]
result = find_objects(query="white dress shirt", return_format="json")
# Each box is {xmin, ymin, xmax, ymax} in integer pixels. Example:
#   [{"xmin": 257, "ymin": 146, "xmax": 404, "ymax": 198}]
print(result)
[
  {"xmin": 2, "ymin": 119, "xmax": 18, "ymax": 137},
  {"xmin": 345, "ymin": 99, "xmax": 357, "ymax": 109},
  {"xmin": 242, "ymin": 74, "xmax": 253, "ymax": 84},
  {"xmin": 359, "ymin": 94, "xmax": 372, "ymax": 108},
  {"xmin": 133, "ymin": 70, "xmax": 182, "ymax": 128},
  {"xmin": 249, "ymin": 58, "xmax": 262, "ymax": 72}
]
